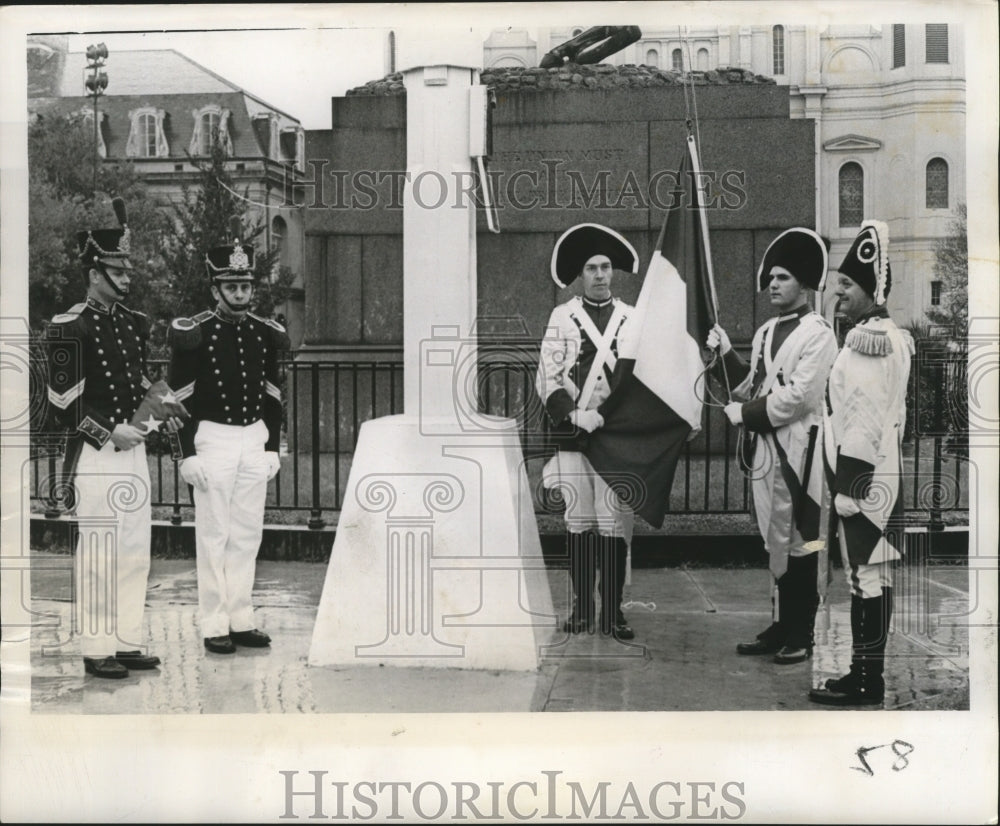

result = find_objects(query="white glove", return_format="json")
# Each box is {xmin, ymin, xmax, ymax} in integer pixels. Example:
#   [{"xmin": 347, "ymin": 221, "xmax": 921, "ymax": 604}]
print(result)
[
  {"xmin": 265, "ymin": 451, "xmax": 281, "ymax": 481},
  {"xmin": 723, "ymin": 402, "xmax": 743, "ymax": 425},
  {"xmin": 180, "ymin": 456, "xmax": 209, "ymax": 491},
  {"xmin": 706, "ymin": 324, "xmax": 732, "ymax": 355},
  {"xmin": 834, "ymin": 493, "xmax": 861, "ymax": 518},
  {"xmin": 569, "ymin": 409, "xmax": 604, "ymax": 433}
]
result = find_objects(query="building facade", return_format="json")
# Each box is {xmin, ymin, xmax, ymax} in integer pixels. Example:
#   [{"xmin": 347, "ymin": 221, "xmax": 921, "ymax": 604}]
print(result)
[
  {"xmin": 27, "ymin": 36, "xmax": 307, "ymax": 346},
  {"xmin": 482, "ymin": 24, "xmax": 967, "ymax": 326}
]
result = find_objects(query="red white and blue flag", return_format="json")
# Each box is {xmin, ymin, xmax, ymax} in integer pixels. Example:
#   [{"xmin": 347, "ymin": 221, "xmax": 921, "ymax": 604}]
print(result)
[{"xmin": 585, "ymin": 135, "xmax": 718, "ymax": 528}]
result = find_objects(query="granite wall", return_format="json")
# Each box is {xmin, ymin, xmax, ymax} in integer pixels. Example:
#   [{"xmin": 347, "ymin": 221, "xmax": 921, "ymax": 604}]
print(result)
[{"xmin": 295, "ymin": 71, "xmax": 815, "ymax": 453}]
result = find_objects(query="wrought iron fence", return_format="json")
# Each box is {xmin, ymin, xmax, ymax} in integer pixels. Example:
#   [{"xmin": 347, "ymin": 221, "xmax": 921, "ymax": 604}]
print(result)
[{"xmin": 28, "ymin": 339, "xmax": 970, "ymax": 528}]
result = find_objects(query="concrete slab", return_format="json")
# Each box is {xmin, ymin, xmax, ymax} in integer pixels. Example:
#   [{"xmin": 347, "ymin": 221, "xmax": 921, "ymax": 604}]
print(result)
[{"xmin": 27, "ymin": 551, "xmax": 970, "ymax": 714}]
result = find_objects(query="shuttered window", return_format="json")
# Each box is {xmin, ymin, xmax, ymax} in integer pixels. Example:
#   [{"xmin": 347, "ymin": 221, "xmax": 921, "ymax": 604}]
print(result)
[
  {"xmin": 925, "ymin": 24, "xmax": 948, "ymax": 63},
  {"xmin": 892, "ymin": 24, "xmax": 905, "ymax": 68}
]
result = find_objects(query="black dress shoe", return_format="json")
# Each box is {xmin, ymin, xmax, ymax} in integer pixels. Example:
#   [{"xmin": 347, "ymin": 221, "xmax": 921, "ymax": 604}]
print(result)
[
  {"xmin": 204, "ymin": 635, "xmax": 237, "ymax": 654},
  {"xmin": 612, "ymin": 622, "xmax": 635, "ymax": 641},
  {"xmin": 115, "ymin": 650, "xmax": 161, "ymax": 670},
  {"xmin": 773, "ymin": 645, "xmax": 811, "ymax": 664},
  {"xmin": 230, "ymin": 629, "xmax": 271, "ymax": 648},
  {"xmin": 808, "ymin": 685, "xmax": 883, "ymax": 706},
  {"xmin": 561, "ymin": 617, "xmax": 592, "ymax": 634},
  {"xmin": 736, "ymin": 638, "xmax": 782, "ymax": 656},
  {"xmin": 83, "ymin": 656, "xmax": 129, "ymax": 679}
]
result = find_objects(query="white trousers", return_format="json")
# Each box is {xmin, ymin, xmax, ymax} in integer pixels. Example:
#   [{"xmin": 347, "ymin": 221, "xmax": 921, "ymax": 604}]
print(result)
[
  {"xmin": 73, "ymin": 440, "xmax": 152, "ymax": 656},
  {"xmin": 192, "ymin": 420, "xmax": 269, "ymax": 637},
  {"xmin": 542, "ymin": 450, "xmax": 633, "ymax": 540}
]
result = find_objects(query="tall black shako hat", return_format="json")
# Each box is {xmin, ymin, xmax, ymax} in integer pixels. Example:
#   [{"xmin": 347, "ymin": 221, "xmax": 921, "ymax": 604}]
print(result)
[
  {"xmin": 205, "ymin": 216, "xmax": 255, "ymax": 283},
  {"xmin": 838, "ymin": 220, "xmax": 892, "ymax": 305},
  {"xmin": 757, "ymin": 227, "xmax": 829, "ymax": 292},
  {"xmin": 77, "ymin": 197, "xmax": 132, "ymax": 267},
  {"xmin": 551, "ymin": 223, "xmax": 638, "ymax": 288}
]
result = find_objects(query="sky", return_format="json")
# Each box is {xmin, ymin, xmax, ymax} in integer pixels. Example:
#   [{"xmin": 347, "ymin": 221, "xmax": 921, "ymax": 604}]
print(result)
[{"xmin": 65, "ymin": 28, "xmax": 390, "ymax": 130}]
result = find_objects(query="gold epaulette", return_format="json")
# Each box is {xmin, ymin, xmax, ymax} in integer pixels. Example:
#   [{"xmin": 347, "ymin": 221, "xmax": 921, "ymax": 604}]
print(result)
[
  {"xmin": 845, "ymin": 324, "xmax": 893, "ymax": 356},
  {"xmin": 169, "ymin": 315, "xmax": 204, "ymax": 350}
]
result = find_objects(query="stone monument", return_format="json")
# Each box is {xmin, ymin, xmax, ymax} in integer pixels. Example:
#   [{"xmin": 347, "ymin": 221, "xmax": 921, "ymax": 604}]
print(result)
[{"xmin": 307, "ymin": 35, "xmax": 556, "ymax": 671}]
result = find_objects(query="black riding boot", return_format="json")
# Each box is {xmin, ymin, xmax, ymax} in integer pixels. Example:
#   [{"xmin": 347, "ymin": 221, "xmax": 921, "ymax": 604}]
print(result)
[
  {"xmin": 599, "ymin": 536, "xmax": 634, "ymax": 639},
  {"xmin": 562, "ymin": 530, "xmax": 597, "ymax": 633},
  {"xmin": 774, "ymin": 553, "xmax": 820, "ymax": 664},
  {"xmin": 810, "ymin": 588, "xmax": 891, "ymax": 706}
]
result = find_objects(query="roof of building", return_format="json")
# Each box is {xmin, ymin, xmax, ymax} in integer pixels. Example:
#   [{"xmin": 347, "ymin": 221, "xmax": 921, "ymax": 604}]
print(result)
[
  {"xmin": 35, "ymin": 48, "xmax": 300, "ymax": 124},
  {"xmin": 30, "ymin": 91, "xmax": 271, "ymax": 159},
  {"xmin": 346, "ymin": 63, "xmax": 776, "ymax": 95}
]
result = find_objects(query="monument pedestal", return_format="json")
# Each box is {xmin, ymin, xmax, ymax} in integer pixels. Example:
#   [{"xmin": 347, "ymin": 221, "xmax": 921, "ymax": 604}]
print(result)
[{"xmin": 307, "ymin": 415, "xmax": 556, "ymax": 671}]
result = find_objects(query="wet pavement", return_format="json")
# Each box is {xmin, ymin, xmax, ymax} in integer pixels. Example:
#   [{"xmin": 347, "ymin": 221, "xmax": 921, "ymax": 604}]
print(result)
[{"xmin": 27, "ymin": 551, "xmax": 970, "ymax": 714}]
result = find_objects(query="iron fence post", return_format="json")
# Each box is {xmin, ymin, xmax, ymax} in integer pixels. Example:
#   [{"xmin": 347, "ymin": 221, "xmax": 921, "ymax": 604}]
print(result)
[{"xmin": 308, "ymin": 361, "xmax": 326, "ymax": 529}]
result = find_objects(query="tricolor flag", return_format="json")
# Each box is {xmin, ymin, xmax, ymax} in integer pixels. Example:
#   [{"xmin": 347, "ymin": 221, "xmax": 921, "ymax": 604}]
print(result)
[{"xmin": 585, "ymin": 135, "xmax": 718, "ymax": 528}]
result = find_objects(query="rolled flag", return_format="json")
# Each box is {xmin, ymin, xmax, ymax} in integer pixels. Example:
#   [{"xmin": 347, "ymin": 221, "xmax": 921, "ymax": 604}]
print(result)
[{"xmin": 129, "ymin": 379, "xmax": 191, "ymax": 459}]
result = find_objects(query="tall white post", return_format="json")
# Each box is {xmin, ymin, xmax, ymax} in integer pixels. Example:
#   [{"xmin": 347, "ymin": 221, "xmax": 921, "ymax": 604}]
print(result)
[
  {"xmin": 308, "ymin": 37, "xmax": 555, "ymax": 672},
  {"xmin": 402, "ymin": 63, "xmax": 478, "ymax": 419}
]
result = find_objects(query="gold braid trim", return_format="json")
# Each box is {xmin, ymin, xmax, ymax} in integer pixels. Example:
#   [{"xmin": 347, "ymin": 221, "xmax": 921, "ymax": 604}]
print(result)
[{"xmin": 845, "ymin": 325, "xmax": 893, "ymax": 356}]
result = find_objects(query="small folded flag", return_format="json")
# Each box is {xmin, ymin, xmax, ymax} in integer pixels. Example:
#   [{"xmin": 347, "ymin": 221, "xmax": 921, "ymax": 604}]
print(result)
[{"xmin": 129, "ymin": 380, "xmax": 191, "ymax": 459}]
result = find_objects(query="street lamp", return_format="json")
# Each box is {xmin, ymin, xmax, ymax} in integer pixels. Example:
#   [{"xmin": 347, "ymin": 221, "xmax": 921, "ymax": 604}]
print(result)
[{"xmin": 85, "ymin": 43, "xmax": 108, "ymax": 194}]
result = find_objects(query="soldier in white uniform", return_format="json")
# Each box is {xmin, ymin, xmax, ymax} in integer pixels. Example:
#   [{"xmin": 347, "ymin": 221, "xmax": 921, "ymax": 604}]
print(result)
[
  {"xmin": 536, "ymin": 224, "xmax": 638, "ymax": 640},
  {"xmin": 46, "ymin": 200, "xmax": 168, "ymax": 679},
  {"xmin": 809, "ymin": 221, "xmax": 912, "ymax": 706},
  {"xmin": 168, "ymin": 221, "xmax": 289, "ymax": 655},
  {"xmin": 708, "ymin": 228, "xmax": 839, "ymax": 664}
]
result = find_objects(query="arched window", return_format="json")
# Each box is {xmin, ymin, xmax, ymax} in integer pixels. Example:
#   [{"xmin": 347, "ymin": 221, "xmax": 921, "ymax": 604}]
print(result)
[
  {"xmin": 838, "ymin": 162, "xmax": 864, "ymax": 227},
  {"xmin": 925, "ymin": 158, "xmax": 949, "ymax": 209},
  {"xmin": 199, "ymin": 110, "xmax": 219, "ymax": 155},
  {"xmin": 189, "ymin": 105, "xmax": 232, "ymax": 157},
  {"xmin": 772, "ymin": 26, "xmax": 785, "ymax": 74},
  {"xmin": 646, "ymin": 48, "xmax": 659, "ymax": 68},
  {"xmin": 127, "ymin": 108, "xmax": 169, "ymax": 158},
  {"xmin": 136, "ymin": 113, "xmax": 155, "ymax": 157},
  {"xmin": 697, "ymin": 48, "xmax": 709, "ymax": 71},
  {"xmin": 671, "ymin": 48, "xmax": 683, "ymax": 71}
]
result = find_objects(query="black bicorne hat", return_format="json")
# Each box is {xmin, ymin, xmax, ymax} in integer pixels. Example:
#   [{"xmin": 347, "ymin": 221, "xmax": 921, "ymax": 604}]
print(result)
[
  {"xmin": 77, "ymin": 197, "xmax": 132, "ymax": 266},
  {"xmin": 550, "ymin": 223, "xmax": 638, "ymax": 288},
  {"xmin": 205, "ymin": 216, "xmax": 255, "ymax": 281},
  {"xmin": 838, "ymin": 220, "xmax": 891, "ymax": 305},
  {"xmin": 757, "ymin": 227, "xmax": 829, "ymax": 292}
]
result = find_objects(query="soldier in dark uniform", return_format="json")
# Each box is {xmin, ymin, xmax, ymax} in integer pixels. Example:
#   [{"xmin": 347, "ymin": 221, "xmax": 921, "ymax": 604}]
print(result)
[
  {"xmin": 535, "ymin": 223, "xmax": 638, "ymax": 640},
  {"xmin": 46, "ymin": 199, "xmax": 167, "ymax": 679},
  {"xmin": 168, "ymin": 221, "xmax": 289, "ymax": 655}
]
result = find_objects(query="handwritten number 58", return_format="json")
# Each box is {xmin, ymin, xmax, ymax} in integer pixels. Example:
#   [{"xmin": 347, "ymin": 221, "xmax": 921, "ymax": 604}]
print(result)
[{"xmin": 853, "ymin": 740, "xmax": 914, "ymax": 775}]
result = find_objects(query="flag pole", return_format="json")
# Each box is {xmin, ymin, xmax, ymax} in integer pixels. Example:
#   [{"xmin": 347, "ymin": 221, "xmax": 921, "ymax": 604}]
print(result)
[{"xmin": 686, "ymin": 130, "xmax": 733, "ymax": 402}]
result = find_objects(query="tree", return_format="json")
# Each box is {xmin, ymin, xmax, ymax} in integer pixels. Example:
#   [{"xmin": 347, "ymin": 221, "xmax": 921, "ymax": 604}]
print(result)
[
  {"xmin": 925, "ymin": 202, "xmax": 968, "ymax": 336},
  {"xmin": 922, "ymin": 203, "xmax": 969, "ymax": 456},
  {"xmin": 28, "ymin": 113, "xmax": 172, "ymax": 331},
  {"xmin": 159, "ymin": 133, "xmax": 295, "ymax": 330}
]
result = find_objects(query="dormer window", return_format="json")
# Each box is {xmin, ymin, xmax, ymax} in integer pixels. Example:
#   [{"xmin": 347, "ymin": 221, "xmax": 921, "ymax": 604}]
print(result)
[
  {"xmin": 75, "ymin": 107, "xmax": 107, "ymax": 158},
  {"xmin": 252, "ymin": 113, "xmax": 279, "ymax": 159},
  {"xmin": 126, "ymin": 107, "xmax": 169, "ymax": 158},
  {"xmin": 279, "ymin": 126, "xmax": 304, "ymax": 170},
  {"xmin": 189, "ymin": 105, "xmax": 232, "ymax": 156}
]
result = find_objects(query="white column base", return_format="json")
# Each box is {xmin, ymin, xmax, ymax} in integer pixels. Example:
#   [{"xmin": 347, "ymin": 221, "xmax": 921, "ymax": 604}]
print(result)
[{"xmin": 308, "ymin": 415, "xmax": 555, "ymax": 671}]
